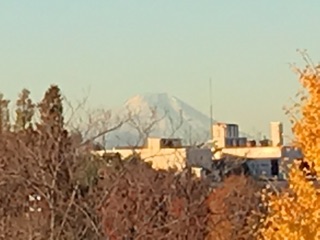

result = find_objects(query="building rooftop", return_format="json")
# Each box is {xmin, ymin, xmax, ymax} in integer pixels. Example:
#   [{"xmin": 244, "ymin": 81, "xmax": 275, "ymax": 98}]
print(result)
[{"xmin": 217, "ymin": 145, "xmax": 302, "ymax": 159}]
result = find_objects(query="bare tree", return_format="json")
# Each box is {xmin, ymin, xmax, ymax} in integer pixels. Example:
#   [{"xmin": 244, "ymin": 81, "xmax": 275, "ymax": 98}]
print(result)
[
  {"xmin": 126, "ymin": 106, "xmax": 169, "ymax": 147},
  {"xmin": 63, "ymin": 94, "xmax": 128, "ymax": 150}
]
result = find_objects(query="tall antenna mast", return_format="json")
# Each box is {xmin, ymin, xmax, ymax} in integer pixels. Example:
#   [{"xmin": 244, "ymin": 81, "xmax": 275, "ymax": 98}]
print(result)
[{"xmin": 209, "ymin": 78, "xmax": 213, "ymax": 140}]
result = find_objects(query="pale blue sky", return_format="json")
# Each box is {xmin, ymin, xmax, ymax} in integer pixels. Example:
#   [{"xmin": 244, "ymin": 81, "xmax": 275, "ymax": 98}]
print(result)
[{"xmin": 0, "ymin": 1, "xmax": 319, "ymax": 139}]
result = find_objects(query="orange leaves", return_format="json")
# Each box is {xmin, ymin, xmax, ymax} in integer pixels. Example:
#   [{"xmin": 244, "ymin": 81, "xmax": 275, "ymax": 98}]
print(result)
[
  {"xmin": 206, "ymin": 175, "xmax": 263, "ymax": 240},
  {"xmin": 169, "ymin": 197, "xmax": 185, "ymax": 218},
  {"xmin": 260, "ymin": 56, "xmax": 320, "ymax": 239},
  {"xmin": 99, "ymin": 160, "xmax": 210, "ymax": 239},
  {"xmin": 259, "ymin": 164, "xmax": 320, "ymax": 240}
]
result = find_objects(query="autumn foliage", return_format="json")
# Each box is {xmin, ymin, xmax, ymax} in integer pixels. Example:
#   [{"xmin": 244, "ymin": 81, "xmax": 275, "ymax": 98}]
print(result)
[
  {"xmin": 3, "ymin": 52, "xmax": 319, "ymax": 239},
  {"xmin": 258, "ymin": 52, "xmax": 320, "ymax": 239},
  {"xmin": 99, "ymin": 158, "xmax": 209, "ymax": 239},
  {"xmin": 7, "ymin": 62, "xmax": 319, "ymax": 239},
  {"xmin": 0, "ymin": 86, "xmax": 102, "ymax": 239},
  {"xmin": 207, "ymin": 175, "xmax": 264, "ymax": 240},
  {"xmin": 0, "ymin": 85, "xmax": 267, "ymax": 239}
]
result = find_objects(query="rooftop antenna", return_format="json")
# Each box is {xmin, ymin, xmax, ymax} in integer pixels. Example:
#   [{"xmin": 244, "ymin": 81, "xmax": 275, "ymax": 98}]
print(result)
[{"xmin": 209, "ymin": 78, "xmax": 213, "ymax": 140}]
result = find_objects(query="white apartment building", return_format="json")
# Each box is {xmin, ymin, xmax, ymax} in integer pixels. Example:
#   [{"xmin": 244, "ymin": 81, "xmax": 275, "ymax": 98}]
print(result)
[
  {"xmin": 93, "ymin": 122, "xmax": 302, "ymax": 180},
  {"xmin": 211, "ymin": 121, "xmax": 303, "ymax": 179},
  {"xmin": 94, "ymin": 137, "xmax": 212, "ymax": 177}
]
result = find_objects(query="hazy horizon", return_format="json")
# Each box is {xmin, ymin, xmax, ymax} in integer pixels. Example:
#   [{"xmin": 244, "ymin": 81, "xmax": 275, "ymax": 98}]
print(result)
[{"xmin": 1, "ymin": 1, "xmax": 319, "ymax": 139}]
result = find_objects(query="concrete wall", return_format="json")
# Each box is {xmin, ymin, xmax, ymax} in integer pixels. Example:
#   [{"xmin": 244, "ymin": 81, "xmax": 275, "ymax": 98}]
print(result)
[
  {"xmin": 270, "ymin": 121, "xmax": 284, "ymax": 146},
  {"xmin": 214, "ymin": 145, "xmax": 303, "ymax": 179},
  {"xmin": 186, "ymin": 148, "xmax": 212, "ymax": 170},
  {"xmin": 212, "ymin": 123, "xmax": 227, "ymax": 148},
  {"xmin": 141, "ymin": 148, "xmax": 187, "ymax": 171},
  {"xmin": 279, "ymin": 146, "xmax": 303, "ymax": 179},
  {"xmin": 216, "ymin": 146, "xmax": 282, "ymax": 159},
  {"xmin": 94, "ymin": 142, "xmax": 213, "ymax": 177}
]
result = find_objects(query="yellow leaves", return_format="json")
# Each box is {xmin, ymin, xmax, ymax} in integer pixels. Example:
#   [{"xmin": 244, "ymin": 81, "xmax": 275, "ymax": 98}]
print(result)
[
  {"xmin": 259, "ymin": 164, "xmax": 320, "ymax": 239},
  {"xmin": 259, "ymin": 60, "xmax": 320, "ymax": 239}
]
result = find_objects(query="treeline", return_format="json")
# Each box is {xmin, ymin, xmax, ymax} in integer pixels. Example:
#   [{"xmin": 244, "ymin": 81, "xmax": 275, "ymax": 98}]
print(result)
[
  {"xmin": 0, "ymin": 85, "xmax": 266, "ymax": 240},
  {"xmin": 2, "ymin": 56, "xmax": 318, "ymax": 240}
]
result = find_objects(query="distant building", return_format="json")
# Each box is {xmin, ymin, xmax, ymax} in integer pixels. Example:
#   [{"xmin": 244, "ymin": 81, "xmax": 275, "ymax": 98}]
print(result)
[
  {"xmin": 212, "ymin": 122, "xmax": 246, "ymax": 148},
  {"xmin": 94, "ymin": 137, "xmax": 212, "ymax": 177},
  {"xmin": 211, "ymin": 121, "xmax": 302, "ymax": 180},
  {"xmin": 270, "ymin": 121, "xmax": 284, "ymax": 146},
  {"xmin": 94, "ymin": 122, "xmax": 303, "ymax": 181}
]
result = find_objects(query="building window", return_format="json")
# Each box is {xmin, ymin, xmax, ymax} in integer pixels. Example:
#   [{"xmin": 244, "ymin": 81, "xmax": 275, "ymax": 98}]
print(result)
[{"xmin": 271, "ymin": 159, "xmax": 279, "ymax": 176}]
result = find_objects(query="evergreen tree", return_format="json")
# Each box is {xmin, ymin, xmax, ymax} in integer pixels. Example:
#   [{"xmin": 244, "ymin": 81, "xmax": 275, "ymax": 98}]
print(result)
[
  {"xmin": 14, "ymin": 88, "xmax": 35, "ymax": 132},
  {"xmin": 0, "ymin": 93, "xmax": 10, "ymax": 133},
  {"xmin": 38, "ymin": 85, "xmax": 64, "ymax": 134}
]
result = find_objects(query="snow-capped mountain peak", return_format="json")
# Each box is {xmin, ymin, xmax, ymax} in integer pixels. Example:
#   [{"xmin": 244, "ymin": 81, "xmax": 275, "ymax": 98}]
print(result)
[
  {"xmin": 125, "ymin": 93, "xmax": 181, "ymax": 112},
  {"xmin": 104, "ymin": 93, "xmax": 212, "ymax": 148}
]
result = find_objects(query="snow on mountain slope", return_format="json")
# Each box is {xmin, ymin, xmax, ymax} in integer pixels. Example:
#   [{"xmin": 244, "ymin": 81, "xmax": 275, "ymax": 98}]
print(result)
[{"xmin": 103, "ymin": 93, "xmax": 213, "ymax": 148}]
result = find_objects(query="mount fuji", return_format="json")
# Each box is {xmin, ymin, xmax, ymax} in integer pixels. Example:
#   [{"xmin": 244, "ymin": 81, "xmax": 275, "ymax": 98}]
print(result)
[{"xmin": 102, "ymin": 93, "xmax": 241, "ymax": 148}]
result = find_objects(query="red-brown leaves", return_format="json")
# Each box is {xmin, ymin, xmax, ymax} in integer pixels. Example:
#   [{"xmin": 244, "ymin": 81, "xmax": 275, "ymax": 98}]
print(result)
[{"xmin": 99, "ymin": 158, "xmax": 210, "ymax": 239}]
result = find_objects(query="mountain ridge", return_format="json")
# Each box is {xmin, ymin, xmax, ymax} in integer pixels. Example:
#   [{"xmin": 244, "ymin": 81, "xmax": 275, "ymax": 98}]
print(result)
[{"xmin": 102, "ymin": 93, "xmax": 246, "ymax": 148}]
